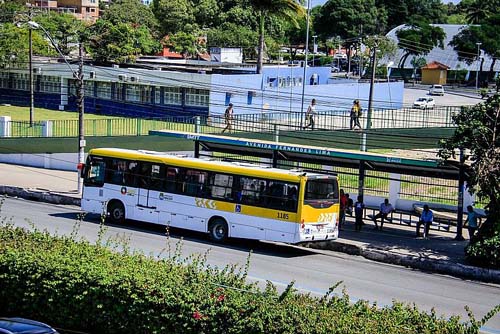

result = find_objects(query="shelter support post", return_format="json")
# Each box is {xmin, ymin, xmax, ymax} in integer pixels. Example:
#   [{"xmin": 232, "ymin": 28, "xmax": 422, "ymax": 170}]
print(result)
[
  {"xmin": 194, "ymin": 141, "xmax": 200, "ymax": 158},
  {"xmin": 455, "ymin": 149, "xmax": 465, "ymax": 241},
  {"xmin": 358, "ymin": 161, "xmax": 366, "ymax": 199},
  {"xmin": 272, "ymin": 150, "xmax": 278, "ymax": 168}
]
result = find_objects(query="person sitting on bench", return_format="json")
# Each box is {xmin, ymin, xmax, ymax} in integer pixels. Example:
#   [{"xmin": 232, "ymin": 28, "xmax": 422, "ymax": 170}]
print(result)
[{"xmin": 372, "ymin": 198, "xmax": 394, "ymax": 230}]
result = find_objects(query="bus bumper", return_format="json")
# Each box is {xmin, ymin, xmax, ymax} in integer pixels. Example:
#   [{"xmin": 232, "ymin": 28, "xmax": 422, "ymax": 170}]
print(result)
[{"xmin": 297, "ymin": 222, "xmax": 338, "ymax": 242}]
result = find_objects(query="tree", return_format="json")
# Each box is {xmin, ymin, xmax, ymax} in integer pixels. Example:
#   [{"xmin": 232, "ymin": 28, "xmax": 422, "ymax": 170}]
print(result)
[
  {"xmin": 315, "ymin": 0, "xmax": 380, "ymax": 40},
  {"xmin": 248, "ymin": 0, "xmax": 304, "ymax": 74},
  {"xmin": 207, "ymin": 23, "xmax": 259, "ymax": 60},
  {"xmin": 439, "ymin": 95, "xmax": 500, "ymax": 266},
  {"xmin": 395, "ymin": 20, "xmax": 445, "ymax": 81},
  {"xmin": 86, "ymin": 20, "xmax": 160, "ymax": 64},
  {"xmin": 374, "ymin": 0, "xmax": 445, "ymax": 31},
  {"xmin": 449, "ymin": 15, "xmax": 500, "ymax": 81},
  {"xmin": 0, "ymin": 23, "xmax": 49, "ymax": 68},
  {"xmin": 166, "ymin": 32, "xmax": 198, "ymax": 58},
  {"xmin": 101, "ymin": 0, "xmax": 159, "ymax": 36},
  {"xmin": 35, "ymin": 13, "xmax": 85, "ymax": 56},
  {"xmin": 152, "ymin": 0, "xmax": 195, "ymax": 35},
  {"xmin": 462, "ymin": 0, "xmax": 499, "ymax": 24}
]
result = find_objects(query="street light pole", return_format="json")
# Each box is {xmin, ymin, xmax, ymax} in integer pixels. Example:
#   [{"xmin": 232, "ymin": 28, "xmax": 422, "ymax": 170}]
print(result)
[
  {"xmin": 77, "ymin": 42, "xmax": 85, "ymax": 194},
  {"xmin": 475, "ymin": 42, "xmax": 481, "ymax": 90},
  {"xmin": 28, "ymin": 21, "xmax": 85, "ymax": 193},
  {"xmin": 27, "ymin": 5, "xmax": 34, "ymax": 127},
  {"xmin": 299, "ymin": 0, "xmax": 311, "ymax": 129},
  {"xmin": 312, "ymin": 35, "xmax": 317, "ymax": 67}
]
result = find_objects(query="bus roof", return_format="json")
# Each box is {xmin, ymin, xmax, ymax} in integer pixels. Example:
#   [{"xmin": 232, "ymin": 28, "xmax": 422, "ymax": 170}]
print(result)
[{"xmin": 88, "ymin": 148, "xmax": 334, "ymax": 183}]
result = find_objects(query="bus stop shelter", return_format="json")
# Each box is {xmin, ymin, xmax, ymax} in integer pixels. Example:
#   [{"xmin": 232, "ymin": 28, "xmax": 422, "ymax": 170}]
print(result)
[{"xmin": 149, "ymin": 130, "xmax": 469, "ymax": 240}]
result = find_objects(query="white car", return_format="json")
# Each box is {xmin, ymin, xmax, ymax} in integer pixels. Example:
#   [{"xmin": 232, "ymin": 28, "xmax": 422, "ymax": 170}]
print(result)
[
  {"xmin": 413, "ymin": 97, "xmax": 435, "ymax": 109},
  {"xmin": 429, "ymin": 84, "xmax": 445, "ymax": 96}
]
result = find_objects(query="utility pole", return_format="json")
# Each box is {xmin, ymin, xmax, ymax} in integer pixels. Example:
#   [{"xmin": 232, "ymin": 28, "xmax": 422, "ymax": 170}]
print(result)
[
  {"xmin": 299, "ymin": 0, "xmax": 311, "ymax": 129},
  {"xmin": 28, "ymin": 5, "xmax": 34, "ymax": 127},
  {"xmin": 475, "ymin": 42, "xmax": 481, "ymax": 91},
  {"xmin": 77, "ymin": 42, "xmax": 85, "ymax": 194},
  {"xmin": 366, "ymin": 41, "xmax": 377, "ymax": 132}
]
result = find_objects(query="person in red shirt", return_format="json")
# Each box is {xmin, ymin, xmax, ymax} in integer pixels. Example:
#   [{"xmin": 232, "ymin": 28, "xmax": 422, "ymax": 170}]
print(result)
[{"xmin": 339, "ymin": 189, "xmax": 347, "ymax": 230}]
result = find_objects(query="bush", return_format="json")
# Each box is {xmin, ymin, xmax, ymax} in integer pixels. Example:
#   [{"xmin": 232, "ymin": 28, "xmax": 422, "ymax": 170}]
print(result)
[
  {"xmin": 0, "ymin": 221, "xmax": 498, "ymax": 334},
  {"xmin": 465, "ymin": 213, "xmax": 500, "ymax": 269}
]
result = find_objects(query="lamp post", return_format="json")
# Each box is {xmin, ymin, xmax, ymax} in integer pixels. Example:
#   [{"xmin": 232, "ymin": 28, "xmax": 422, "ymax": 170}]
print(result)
[
  {"xmin": 28, "ymin": 21, "xmax": 85, "ymax": 194},
  {"xmin": 299, "ymin": 0, "xmax": 311, "ymax": 129},
  {"xmin": 312, "ymin": 35, "xmax": 317, "ymax": 67},
  {"xmin": 475, "ymin": 42, "xmax": 481, "ymax": 90}
]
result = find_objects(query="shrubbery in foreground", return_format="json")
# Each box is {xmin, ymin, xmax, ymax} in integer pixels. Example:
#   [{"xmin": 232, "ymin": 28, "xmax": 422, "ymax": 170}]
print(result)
[{"xmin": 0, "ymin": 222, "xmax": 498, "ymax": 334}]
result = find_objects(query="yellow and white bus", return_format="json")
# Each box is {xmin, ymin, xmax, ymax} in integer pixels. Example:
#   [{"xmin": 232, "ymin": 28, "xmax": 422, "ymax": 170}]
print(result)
[{"xmin": 81, "ymin": 148, "xmax": 340, "ymax": 244}]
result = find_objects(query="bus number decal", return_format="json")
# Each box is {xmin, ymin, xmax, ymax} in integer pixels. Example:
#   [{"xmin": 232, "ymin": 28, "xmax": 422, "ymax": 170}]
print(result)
[{"xmin": 277, "ymin": 212, "xmax": 289, "ymax": 220}]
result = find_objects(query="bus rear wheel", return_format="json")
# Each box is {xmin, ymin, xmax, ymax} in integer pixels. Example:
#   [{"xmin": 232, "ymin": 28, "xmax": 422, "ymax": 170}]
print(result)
[
  {"xmin": 209, "ymin": 219, "xmax": 228, "ymax": 242},
  {"xmin": 107, "ymin": 201, "xmax": 125, "ymax": 224}
]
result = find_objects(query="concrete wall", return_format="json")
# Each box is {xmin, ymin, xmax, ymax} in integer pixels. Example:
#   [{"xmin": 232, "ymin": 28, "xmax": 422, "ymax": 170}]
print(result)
[{"xmin": 209, "ymin": 72, "xmax": 404, "ymax": 116}]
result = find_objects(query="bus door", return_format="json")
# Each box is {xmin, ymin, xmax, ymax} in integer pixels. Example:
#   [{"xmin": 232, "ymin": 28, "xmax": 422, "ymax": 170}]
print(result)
[{"xmin": 135, "ymin": 162, "xmax": 160, "ymax": 224}]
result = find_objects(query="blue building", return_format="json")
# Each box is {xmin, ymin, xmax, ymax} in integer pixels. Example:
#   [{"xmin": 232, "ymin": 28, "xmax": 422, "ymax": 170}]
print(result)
[{"xmin": 0, "ymin": 61, "xmax": 404, "ymax": 119}]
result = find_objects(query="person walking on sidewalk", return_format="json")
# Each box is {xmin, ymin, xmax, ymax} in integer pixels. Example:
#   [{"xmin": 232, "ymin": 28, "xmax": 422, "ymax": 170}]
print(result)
[
  {"xmin": 221, "ymin": 103, "xmax": 234, "ymax": 134},
  {"xmin": 416, "ymin": 204, "xmax": 433, "ymax": 239},
  {"xmin": 354, "ymin": 195, "xmax": 365, "ymax": 232},
  {"xmin": 465, "ymin": 205, "xmax": 479, "ymax": 243},
  {"xmin": 304, "ymin": 99, "xmax": 316, "ymax": 130},
  {"xmin": 372, "ymin": 198, "xmax": 394, "ymax": 230},
  {"xmin": 350, "ymin": 99, "xmax": 362, "ymax": 130}
]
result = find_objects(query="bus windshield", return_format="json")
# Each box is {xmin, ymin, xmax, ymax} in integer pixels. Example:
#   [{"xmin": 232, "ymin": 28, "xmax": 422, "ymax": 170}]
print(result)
[{"xmin": 304, "ymin": 178, "xmax": 338, "ymax": 203}]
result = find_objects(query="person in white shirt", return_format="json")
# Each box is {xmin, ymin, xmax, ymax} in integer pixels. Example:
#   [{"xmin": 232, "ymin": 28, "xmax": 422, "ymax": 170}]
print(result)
[
  {"xmin": 303, "ymin": 98, "xmax": 316, "ymax": 130},
  {"xmin": 372, "ymin": 198, "xmax": 394, "ymax": 230}
]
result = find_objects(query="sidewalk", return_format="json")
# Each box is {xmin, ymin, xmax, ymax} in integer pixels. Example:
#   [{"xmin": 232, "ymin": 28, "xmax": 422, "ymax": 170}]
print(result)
[{"xmin": 1, "ymin": 162, "xmax": 499, "ymax": 283}]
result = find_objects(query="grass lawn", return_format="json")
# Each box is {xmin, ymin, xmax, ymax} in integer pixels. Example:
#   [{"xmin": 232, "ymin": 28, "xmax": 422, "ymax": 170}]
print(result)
[{"xmin": 0, "ymin": 105, "xmax": 113, "ymax": 121}]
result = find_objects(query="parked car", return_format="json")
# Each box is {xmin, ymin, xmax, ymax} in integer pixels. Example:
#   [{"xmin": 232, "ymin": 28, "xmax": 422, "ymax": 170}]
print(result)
[
  {"xmin": 333, "ymin": 52, "xmax": 347, "ymax": 60},
  {"xmin": 413, "ymin": 97, "xmax": 435, "ymax": 109},
  {"xmin": 331, "ymin": 66, "xmax": 341, "ymax": 73},
  {"xmin": 428, "ymin": 84, "xmax": 445, "ymax": 96},
  {"xmin": 0, "ymin": 317, "xmax": 58, "ymax": 334}
]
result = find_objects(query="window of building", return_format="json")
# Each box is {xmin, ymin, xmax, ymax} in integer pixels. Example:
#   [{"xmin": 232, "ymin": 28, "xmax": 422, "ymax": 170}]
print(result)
[
  {"xmin": 0, "ymin": 72, "xmax": 9, "ymax": 89},
  {"xmin": 126, "ymin": 84, "xmax": 141, "ymax": 102},
  {"xmin": 185, "ymin": 87, "xmax": 209, "ymax": 107},
  {"xmin": 96, "ymin": 82, "xmax": 112, "ymax": 99},
  {"xmin": 163, "ymin": 86, "xmax": 182, "ymax": 105},
  {"xmin": 12, "ymin": 73, "xmax": 29, "ymax": 91},
  {"xmin": 39, "ymin": 75, "xmax": 61, "ymax": 93}
]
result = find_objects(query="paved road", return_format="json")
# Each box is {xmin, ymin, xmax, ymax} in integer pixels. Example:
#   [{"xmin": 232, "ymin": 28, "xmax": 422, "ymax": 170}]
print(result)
[
  {"xmin": 1, "ymin": 197, "xmax": 499, "ymax": 333},
  {"xmin": 403, "ymin": 87, "xmax": 482, "ymax": 107}
]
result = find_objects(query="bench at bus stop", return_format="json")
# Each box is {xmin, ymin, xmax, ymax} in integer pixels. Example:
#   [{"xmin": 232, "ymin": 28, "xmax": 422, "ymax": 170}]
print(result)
[{"xmin": 363, "ymin": 206, "xmax": 462, "ymax": 233}]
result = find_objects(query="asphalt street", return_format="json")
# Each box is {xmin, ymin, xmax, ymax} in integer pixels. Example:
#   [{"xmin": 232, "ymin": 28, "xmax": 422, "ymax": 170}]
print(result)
[{"xmin": 1, "ymin": 197, "xmax": 499, "ymax": 333}]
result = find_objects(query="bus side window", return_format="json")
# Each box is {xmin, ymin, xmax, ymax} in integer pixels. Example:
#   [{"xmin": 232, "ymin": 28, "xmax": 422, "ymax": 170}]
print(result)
[
  {"xmin": 149, "ymin": 164, "xmax": 164, "ymax": 191},
  {"xmin": 165, "ymin": 167, "xmax": 177, "ymax": 193},
  {"xmin": 84, "ymin": 159, "xmax": 105, "ymax": 186}
]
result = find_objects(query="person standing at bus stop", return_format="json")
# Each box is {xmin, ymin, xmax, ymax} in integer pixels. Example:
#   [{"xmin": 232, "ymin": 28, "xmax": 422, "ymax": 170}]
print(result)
[
  {"xmin": 339, "ymin": 189, "xmax": 347, "ymax": 230},
  {"xmin": 222, "ymin": 103, "xmax": 234, "ymax": 134},
  {"xmin": 354, "ymin": 195, "xmax": 365, "ymax": 232}
]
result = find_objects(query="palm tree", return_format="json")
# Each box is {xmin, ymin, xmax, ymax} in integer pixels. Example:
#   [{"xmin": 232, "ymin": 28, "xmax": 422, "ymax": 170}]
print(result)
[{"xmin": 249, "ymin": 0, "xmax": 304, "ymax": 74}]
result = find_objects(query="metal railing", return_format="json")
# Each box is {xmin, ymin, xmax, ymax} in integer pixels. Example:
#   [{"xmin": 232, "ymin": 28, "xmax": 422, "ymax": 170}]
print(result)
[{"xmin": 1, "ymin": 105, "xmax": 463, "ymax": 138}]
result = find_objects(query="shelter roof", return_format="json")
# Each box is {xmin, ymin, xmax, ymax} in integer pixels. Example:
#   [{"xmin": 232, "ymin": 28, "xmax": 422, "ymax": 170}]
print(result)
[{"xmin": 150, "ymin": 130, "xmax": 466, "ymax": 180}]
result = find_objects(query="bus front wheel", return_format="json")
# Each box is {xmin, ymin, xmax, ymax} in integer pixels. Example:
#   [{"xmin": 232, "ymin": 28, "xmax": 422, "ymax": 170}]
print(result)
[
  {"xmin": 209, "ymin": 219, "xmax": 228, "ymax": 242},
  {"xmin": 107, "ymin": 201, "xmax": 125, "ymax": 224}
]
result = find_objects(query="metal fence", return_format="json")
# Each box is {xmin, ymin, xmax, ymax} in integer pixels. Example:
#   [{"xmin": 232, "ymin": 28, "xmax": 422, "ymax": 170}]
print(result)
[{"xmin": 2, "ymin": 105, "xmax": 463, "ymax": 138}]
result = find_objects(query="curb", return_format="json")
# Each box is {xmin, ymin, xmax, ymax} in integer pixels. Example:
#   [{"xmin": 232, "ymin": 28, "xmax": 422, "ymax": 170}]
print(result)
[
  {"xmin": 307, "ymin": 240, "xmax": 500, "ymax": 284},
  {"xmin": 0, "ymin": 186, "xmax": 81, "ymax": 206},
  {"xmin": 2, "ymin": 187, "xmax": 499, "ymax": 284}
]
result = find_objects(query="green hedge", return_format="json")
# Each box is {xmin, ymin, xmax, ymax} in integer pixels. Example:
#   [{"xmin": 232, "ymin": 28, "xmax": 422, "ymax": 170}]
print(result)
[{"xmin": 0, "ymin": 222, "xmax": 496, "ymax": 334}]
